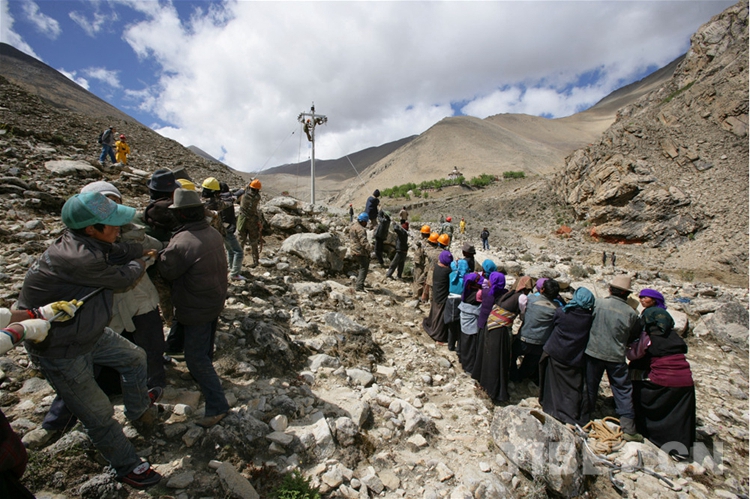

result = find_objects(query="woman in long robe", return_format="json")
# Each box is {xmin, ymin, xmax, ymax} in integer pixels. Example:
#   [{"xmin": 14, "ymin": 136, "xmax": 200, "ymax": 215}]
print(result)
[
  {"xmin": 539, "ymin": 287, "xmax": 595, "ymax": 425},
  {"xmin": 421, "ymin": 250, "xmax": 453, "ymax": 343},
  {"xmin": 630, "ymin": 289, "xmax": 695, "ymax": 461},
  {"xmin": 472, "ymin": 276, "xmax": 532, "ymax": 402},
  {"xmin": 457, "ymin": 272, "xmax": 484, "ymax": 374},
  {"xmin": 470, "ymin": 272, "xmax": 509, "ymax": 397}
]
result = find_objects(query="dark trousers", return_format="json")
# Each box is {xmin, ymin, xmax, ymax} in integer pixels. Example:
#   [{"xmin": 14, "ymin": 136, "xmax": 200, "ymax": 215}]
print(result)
[
  {"xmin": 585, "ymin": 355, "xmax": 635, "ymax": 420},
  {"xmin": 355, "ymin": 255, "xmax": 370, "ymax": 291},
  {"xmin": 123, "ymin": 309, "xmax": 166, "ymax": 389},
  {"xmin": 386, "ymin": 251, "xmax": 406, "ymax": 278},
  {"xmin": 178, "ymin": 320, "xmax": 229, "ymax": 417},
  {"xmin": 509, "ymin": 337, "xmax": 544, "ymax": 384},
  {"xmin": 374, "ymin": 238, "xmax": 385, "ymax": 265}
]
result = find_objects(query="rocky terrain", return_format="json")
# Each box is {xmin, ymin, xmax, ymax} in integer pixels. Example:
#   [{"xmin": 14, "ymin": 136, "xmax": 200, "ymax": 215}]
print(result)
[
  {"xmin": 0, "ymin": 2, "xmax": 747, "ymax": 499},
  {"xmin": 551, "ymin": 1, "xmax": 749, "ymax": 283}
]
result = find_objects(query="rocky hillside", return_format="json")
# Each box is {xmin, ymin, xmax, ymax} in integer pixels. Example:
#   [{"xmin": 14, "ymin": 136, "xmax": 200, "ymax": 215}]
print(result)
[{"xmin": 551, "ymin": 1, "xmax": 748, "ymax": 277}]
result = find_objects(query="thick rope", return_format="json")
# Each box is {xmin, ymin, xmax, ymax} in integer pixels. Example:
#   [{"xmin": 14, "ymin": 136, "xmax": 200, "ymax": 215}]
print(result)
[{"xmin": 582, "ymin": 416, "xmax": 625, "ymax": 454}]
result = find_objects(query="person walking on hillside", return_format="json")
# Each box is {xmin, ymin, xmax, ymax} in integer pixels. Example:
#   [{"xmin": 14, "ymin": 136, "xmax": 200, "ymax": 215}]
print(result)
[
  {"xmin": 115, "ymin": 134, "xmax": 131, "ymax": 165},
  {"xmin": 98, "ymin": 126, "xmax": 117, "ymax": 166},
  {"xmin": 602, "ymin": 251, "xmax": 607, "ymax": 267},
  {"xmin": 349, "ymin": 204, "xmax": 354, "ymax": 223},
  {"xmin": 159, "ymin": 188, "xmax": 230, "ymax": 428},
  {"xmin": 612, "ymin": 252, "xmax": 617, "ymax": 269},
  {"xmin": 350, "ymin": 213, "xmax": 372, "ymax": 292},
  {"xmin": 481, "ymin": 227, "xmax": 490, "ymax": 250},
  {"xmin": 237, "ymin": 179, "xmax": 264, "ymax": 268},
  {"xmin": 18, "ymin": 192, "xmax": 162, "ymax": 489},
  {"xmin": 365, "ymin": 190, "xmax": 381, "ymax": 229},
  {"xmin": 459, "ymin": 217, "xmax": 466, "ymax": 234},
  {"xmin": 440, "ymin": 217, "xmax": 454, "ymax": 239},
  {"xmin": 399, "ymin": 206, "xmax": 409, "ymax": 224}
]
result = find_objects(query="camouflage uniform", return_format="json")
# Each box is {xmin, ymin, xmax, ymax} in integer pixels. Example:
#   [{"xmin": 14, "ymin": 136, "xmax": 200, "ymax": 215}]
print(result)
[
  {"xmin": 237, "ymin": 189, "xmax": 262, "ymax": 266},
  {"xmin": 349, "ymin": 221, "xmax": 372, "ymax": 292},
  {"xmin": 422, "ymin": 243, "xmax": 441, "ymax": 300}
]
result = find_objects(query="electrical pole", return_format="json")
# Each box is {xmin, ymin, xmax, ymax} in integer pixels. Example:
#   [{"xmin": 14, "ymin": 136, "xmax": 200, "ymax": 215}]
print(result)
[{"xmin": 297, "ymin": 103, "xmax": 328, "ymax": 204}]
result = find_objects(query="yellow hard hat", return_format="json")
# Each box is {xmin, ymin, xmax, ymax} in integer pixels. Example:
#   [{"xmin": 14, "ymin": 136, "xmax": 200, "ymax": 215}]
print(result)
[
  {"xmin": 438, "ymin": 234, "xmax": 450, "ymax": 246},
  {"xmin": 249, "ymin": 179, "xmax": 262, "ymax": 190},
  {"xmin": 201, "ymin": 177, "xmax": 220, "ymax": 191},
  {"xmin": 420, "ymin": 225, "xmax": 431, "ymax": 234},
  {"xmin": 428, "ymin": 232, "xmax": 439, "ymax": 243},
  {"xmin": 176, "ymin": 179, "xmax": 196, "ymax": 191}
]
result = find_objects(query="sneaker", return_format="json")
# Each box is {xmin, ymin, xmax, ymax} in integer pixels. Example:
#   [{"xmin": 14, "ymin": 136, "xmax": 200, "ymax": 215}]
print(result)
[
  {"xmin": 148, "ymin": 386, "xmax": 164, "ymax": 405},
  {"xmin": 196, "ymin": 412, "xmax": 226, "ymax": 428},
  {"xmin": 230, "ymin": 274, "xmax": 247, "ymax": 281},
  {"xmin": 622, "ymin": 432, "xmax": 644, "ymax": 442},
  {"xmin": 118, "ymin": 462, "xmax": 162, "ymax": 489}
]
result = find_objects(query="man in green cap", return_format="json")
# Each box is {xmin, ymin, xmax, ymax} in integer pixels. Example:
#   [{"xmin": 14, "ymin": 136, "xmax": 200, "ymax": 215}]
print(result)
[{"xmin": 17, "ymin": 192, "xmax": 162, "ymax": 489}]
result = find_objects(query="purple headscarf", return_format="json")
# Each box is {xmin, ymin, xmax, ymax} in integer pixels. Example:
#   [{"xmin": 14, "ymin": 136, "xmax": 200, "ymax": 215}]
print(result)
[
  {"xmin": 639, "ymin": 288, "xmax": 667, "ymax": 309},
  {"xmin": 438, "ymin": 250, "xmax": 453, "ymax": 266},
  {"xmin": 461, "ymin": 272, "xmax": 484, "ymax": 302},
  {"xmin": 535, "ymin": 278, "xmax": 547, "ymax": 292},
  {"xmin": 489, "ymin": 272, "xmax": 506, "ymax": 296}
]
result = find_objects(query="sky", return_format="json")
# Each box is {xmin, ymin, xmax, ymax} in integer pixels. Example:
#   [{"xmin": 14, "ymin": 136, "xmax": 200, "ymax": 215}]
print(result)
[{"xmin": 0, "ymin": 0, "xmax": 735, "ymax": 174}]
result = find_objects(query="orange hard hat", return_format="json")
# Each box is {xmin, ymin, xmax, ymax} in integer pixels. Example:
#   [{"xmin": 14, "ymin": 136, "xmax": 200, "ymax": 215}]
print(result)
[
  {"xmin": 249, "ymin": 179, "xmax": 261, "ymax": 190},
  {"xmin": 119, "ymin": 134, "xmax": 126, "ymax": 139},
  {"xmin": 420, "ymin": 225, "xmax": 431, "ymax": 234},
  {"xmin": 446, "ymin": 216, "xmax": 452, "ymax": 222},
  {"xmin": 428, "ymin": 232, "xmax": 439, "ymax": 243},
  {"xmin": 438, "ymin": 234, "xmax": 450, "ymax": 246}
]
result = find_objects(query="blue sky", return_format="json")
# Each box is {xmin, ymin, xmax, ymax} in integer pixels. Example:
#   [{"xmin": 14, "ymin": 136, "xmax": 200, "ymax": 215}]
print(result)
[{"xmin": 0, "ymin": 0, "xmax": 735, "ymax": 173}]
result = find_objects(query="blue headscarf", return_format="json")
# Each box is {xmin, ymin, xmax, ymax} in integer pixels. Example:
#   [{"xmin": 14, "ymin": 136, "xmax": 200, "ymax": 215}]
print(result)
[
  {"xmin": 481, "ymin": 259, "xmax": 497, "ymax": 275},
  {"xmin": 563, "ymin": 287, "xmax": 595, "ymax": 312},
  {"xmin": 449, "ymin": 260, "xmax": 470, "ymax": 295}
]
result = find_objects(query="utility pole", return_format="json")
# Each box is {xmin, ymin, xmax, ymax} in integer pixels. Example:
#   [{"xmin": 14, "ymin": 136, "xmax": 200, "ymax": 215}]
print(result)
[{"xmin": 297, "ymin": 103, "xmax": 328, "ymax": 204}]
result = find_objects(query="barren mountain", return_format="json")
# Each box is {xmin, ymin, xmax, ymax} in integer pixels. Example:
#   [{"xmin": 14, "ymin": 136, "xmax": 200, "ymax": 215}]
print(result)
[{"xmin": 326, "ymin": 56, "xmax": 682, "ymax": 208}]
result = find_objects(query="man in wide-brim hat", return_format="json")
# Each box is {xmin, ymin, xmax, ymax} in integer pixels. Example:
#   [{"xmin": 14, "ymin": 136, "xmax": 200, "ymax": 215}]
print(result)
[
  {"xmin": 158, "ymin": 188, "xmax": 230, "ymax": 428},
  {"xmin": 583, "ymin": 275, "xmax": 645, "ymax": 441}
]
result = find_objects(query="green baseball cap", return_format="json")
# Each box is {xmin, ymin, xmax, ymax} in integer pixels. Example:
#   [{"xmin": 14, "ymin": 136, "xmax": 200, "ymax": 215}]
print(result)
[{"xmin": 61, "ymin": 192, "xmax": 136, "ymax": 229}]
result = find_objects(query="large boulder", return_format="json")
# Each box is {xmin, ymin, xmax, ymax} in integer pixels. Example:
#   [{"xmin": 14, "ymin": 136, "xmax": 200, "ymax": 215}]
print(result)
[
  {"xmin": 704, "ymin": 302, "xmax": 749, "ymax": 350},
  {"xmin": 491, "ymin": 406, "xmax": 584, "ymax": 498},
  {"xmin": 44, "ymin": 160, "xmax": 102, "ymax": 177},
  {"xmin": 280, "ymin": 232, "xmax": 345, "ymax": 271}
]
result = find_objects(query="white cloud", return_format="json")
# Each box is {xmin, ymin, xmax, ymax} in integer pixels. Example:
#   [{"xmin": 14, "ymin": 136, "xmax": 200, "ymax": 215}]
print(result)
[
  {"xmin": 58, "ymin": 68, "xmax": 90, "ymax": 90},
  {"xmin": 69, "ymin": 10, "xmax": 109, "ymax": 37},
  {"xmin": 83, "ymin": 67, "xmax": 121, "ymax": 88},
  {"xmin": 21, "ymin": 0, "xmax": 60, "ymax": 39},
  {"xmin": 114, "ymin": 1, "xmax": 733, "ymax": 172},
  {"xmin": 0, "ymin": 0, "xmax": 40, "ymax": 59}
]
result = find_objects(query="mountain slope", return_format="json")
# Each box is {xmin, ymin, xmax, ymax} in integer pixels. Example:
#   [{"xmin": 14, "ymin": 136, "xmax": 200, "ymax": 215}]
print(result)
[
  {"xmin": 332, "ymin": 57, "xmax": 683, "ymax": 208},
  {"xmin": 551, "ymin": 0, "xmax": 748, "ymax": 275}
]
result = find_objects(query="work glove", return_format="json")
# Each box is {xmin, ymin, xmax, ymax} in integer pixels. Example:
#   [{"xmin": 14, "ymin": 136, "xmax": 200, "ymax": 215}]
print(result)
[
  {"xmin": 34, "ymin": 300, "xmax": 82, "ymax": 322},
  {"xmin": 15, "ymin": 319, "xmax": 51, "ymax": 343},
  {"xmin": 1, "ymin": 320, "xmax": 50, "ymax": 354}
]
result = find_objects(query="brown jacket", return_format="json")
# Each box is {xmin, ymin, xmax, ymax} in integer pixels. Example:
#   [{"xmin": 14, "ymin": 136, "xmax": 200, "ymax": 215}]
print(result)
[{"xmin": 349, "ymin": 222, "xmax": 371, "ymax": 256}]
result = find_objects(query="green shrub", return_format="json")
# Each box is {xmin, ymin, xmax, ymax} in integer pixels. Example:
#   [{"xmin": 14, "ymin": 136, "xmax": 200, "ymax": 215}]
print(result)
[
  {"xmin": 569, "ymin": 265, "xmax": 589, "ymax": 279},
  {"xmin": 503, "ymin": 171, "xmax": 525, "ymax": 179},
  {"xmin": 273, "ymin": 471, "xmax": 321, "ymax": 499}
]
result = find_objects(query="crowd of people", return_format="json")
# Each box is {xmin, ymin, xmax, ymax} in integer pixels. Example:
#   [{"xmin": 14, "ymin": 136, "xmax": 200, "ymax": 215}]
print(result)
[
  {"xmin": 416, "ymin": 247, "xmax": 696, "ymax": 461},
  {"xmin": 350, "ymin": 191, "xmax": 695, "ymax": 462},
  {"xmin": 1, "ymin": 168, "xmax": 266, "ymax": 491}
]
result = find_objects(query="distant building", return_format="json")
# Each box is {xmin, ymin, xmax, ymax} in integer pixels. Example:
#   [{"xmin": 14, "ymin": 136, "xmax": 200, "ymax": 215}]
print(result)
[{"xmin": 448, "ymin": 166, "xmax": 463, "ymax": 180}]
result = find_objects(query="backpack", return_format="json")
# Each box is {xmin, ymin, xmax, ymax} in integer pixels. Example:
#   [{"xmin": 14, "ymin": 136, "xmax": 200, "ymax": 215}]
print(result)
[{"xmin": 97, "ymin": 132, "xmax": 104, "ymax": 144}]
